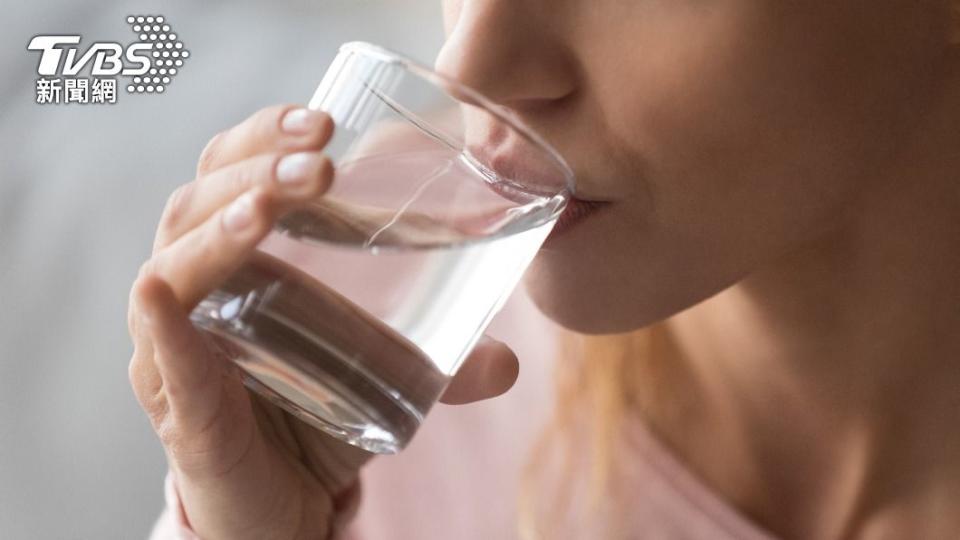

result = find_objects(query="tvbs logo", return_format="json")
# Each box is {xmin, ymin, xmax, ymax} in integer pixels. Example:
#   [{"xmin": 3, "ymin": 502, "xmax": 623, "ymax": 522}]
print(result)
[
  {"xmin": 27, "ymin": 15, "xmax": 189, "ymax": 105},
  {"xmin": 28, "ymin": 36, "xmax": 152, "ymax": 77}
]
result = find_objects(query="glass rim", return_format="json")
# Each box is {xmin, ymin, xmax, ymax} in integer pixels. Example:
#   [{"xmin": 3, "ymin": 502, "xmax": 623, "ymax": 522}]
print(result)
[{"xmin": 338, "ymin": 41, "xmax": 576, "ymax": 195}]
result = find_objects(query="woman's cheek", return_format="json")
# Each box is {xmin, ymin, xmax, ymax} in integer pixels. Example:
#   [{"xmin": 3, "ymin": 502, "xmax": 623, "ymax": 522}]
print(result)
[{"xmin": 601, "ymin": 31, "xmax": 764, "ymax": 229}]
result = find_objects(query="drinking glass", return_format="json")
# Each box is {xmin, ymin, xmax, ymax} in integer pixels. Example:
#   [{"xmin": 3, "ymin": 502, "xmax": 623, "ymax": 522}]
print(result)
[{"xmin": 189, "ymin": 41, "xmax": 574, "ymax": 454}]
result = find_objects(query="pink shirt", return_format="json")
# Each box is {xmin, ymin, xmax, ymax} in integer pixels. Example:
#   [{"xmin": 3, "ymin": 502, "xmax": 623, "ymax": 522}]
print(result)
[{"xmin": 149, "ymin": 287, "xmax": 778, "ymax": 539}]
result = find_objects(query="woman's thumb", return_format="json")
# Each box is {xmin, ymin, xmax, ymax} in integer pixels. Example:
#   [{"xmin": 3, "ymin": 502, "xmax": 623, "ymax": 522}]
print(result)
[{"xmin": 439, "ymin": 335, "xmax": 519, "ymax": 405}]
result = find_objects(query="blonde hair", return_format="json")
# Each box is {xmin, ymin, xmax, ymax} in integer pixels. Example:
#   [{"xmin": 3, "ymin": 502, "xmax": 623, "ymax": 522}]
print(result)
[{"xmin": 517, "ymin": 324, "xmax": 672, "ymax": 539}]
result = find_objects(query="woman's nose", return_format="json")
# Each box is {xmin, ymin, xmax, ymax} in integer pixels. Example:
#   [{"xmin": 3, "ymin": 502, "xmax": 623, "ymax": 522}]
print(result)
[{"xmin": 433, "ymin": 0, "xmax": 578, "ymax": 111}]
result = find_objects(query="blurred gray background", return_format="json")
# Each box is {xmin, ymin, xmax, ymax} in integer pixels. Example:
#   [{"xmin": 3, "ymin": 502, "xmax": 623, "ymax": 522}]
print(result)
[{"xmin": 0, "ymin": 1, "xmax": 445, "ymax": 537}]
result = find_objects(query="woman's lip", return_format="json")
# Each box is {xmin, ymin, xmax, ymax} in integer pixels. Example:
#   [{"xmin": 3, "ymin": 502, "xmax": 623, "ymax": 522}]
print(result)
[
  {"xmin": 464, "ymin": 144, "xmax": 613, "ymax": 243},
  {"xmin": 543, "ymin": 197, "xmax": 611, "ymax": 245}
]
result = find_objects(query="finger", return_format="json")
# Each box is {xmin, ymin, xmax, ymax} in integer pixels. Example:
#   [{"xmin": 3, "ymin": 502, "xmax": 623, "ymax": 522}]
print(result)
[
  {"xmin": 136, "ymin": 276, "xmax": 270, "ymax": 492},
  {"xmin": 440, "ymin": 336, "xmax": 519, "ymax": 405},
  {"xmin": 128, "ymin": 282, "xmax": 162, "ymax": 415},
  {"xmin": 134, "ymin": 274, "xmax": 228, "ymax": 430},
  {"xmin": 154, "ymin": 150, "xmax": 334, "ymax": 252},
  {"xmin": 144, "ymin": 183, "xmax": 300, "ymax": 313},
  {"xmin": 196, "ymin": 104, "xmax": 333, "ymax": 178},
  {"xmin": 128, "ymin": 341, "xmax": 164, "ymax": 426}
]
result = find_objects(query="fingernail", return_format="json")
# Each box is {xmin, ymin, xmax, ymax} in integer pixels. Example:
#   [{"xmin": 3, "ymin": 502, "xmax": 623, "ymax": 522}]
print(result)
[
  {"xmin": 276, "ymin": 152, "xmax": 317, "ymax": 186},
  {"xmin": 280, "ymin": 108, "xmax": 313, "ymax": 134},
  {"xmin": 222, "ymin": 192, "xmax": 254, "ymax": 232}
]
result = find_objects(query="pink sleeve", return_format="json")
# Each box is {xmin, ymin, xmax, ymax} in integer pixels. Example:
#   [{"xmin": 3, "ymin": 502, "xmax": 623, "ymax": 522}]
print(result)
[
  {"xmin": 147, "ymin": 471, "xmax": 201, "ymax": 540},
  {"xmin": 148, "ymin": 470, "xmax": 363, "ymax": 540}
]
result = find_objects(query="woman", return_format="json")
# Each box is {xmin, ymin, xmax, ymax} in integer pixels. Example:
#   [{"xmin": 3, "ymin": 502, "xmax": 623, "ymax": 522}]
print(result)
[{"xmin": 129, "ymin": 1, "xmax": 960, "ymax": 538}]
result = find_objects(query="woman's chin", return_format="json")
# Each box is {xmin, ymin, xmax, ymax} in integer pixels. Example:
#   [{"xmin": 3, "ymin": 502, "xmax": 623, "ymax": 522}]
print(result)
[
  {"xmin": 521, "ymin": 246, "xmax": 707, "ymax": 335},
  {"xmin": 521, "ymin": 259, "xmax": 639, "ymax": 335}
]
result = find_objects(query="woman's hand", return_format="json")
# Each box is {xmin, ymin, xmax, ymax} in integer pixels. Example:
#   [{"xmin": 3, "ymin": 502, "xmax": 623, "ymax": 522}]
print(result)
[{"xmin": 127, "ymin": 104, "xmax": 520, "ymax": 540}]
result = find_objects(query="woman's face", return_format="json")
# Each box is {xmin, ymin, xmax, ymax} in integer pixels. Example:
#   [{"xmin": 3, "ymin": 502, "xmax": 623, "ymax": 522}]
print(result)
[{"xmin": 437, "ymin": 0, "xmax": 956, "ymax": 333}]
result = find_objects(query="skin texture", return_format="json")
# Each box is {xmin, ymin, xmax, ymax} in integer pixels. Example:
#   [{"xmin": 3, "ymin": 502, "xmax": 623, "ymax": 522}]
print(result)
[
  {"xmin": 436, "ymin": 0, "xmax": 960, "ymax": 538},
  {"xmin": 127, "ymin": 105, "xmax": 520, "ymax": 539}
]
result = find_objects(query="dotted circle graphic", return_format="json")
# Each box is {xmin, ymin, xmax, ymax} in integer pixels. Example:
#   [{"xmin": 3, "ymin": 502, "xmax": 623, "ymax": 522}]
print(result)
[{"xmin": 125, "ymin": 15, "xmax": 189, "ymax": 94}]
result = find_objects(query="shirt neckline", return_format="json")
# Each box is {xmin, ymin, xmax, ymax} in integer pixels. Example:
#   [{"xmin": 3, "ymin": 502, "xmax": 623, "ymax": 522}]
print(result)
[{"xmin": 621, "ymin": 407, "xmax": 782, "ymax": 540}]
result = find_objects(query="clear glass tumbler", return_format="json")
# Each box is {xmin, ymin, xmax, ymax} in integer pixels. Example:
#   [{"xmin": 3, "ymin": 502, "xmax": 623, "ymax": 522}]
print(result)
[{"xmin": 189, "ymin": 41, "xmax": 574, "ymax": 454}]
